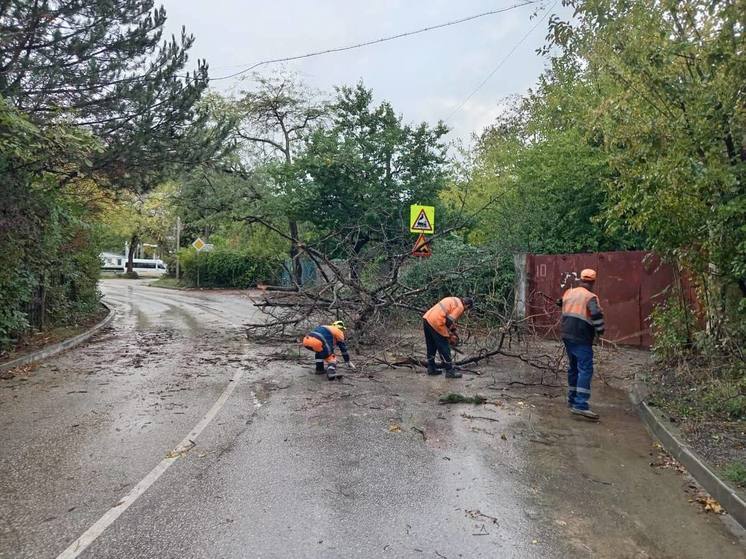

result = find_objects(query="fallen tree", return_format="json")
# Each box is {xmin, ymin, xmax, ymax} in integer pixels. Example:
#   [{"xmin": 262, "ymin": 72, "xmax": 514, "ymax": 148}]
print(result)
[{"xmin": 242, "ymin": 210, "xmax": 564, "ymax": 378}]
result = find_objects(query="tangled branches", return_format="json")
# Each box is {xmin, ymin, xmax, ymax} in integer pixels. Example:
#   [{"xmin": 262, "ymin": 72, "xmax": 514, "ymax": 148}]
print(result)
[{"xmin": 243, "ymin": 210, "xmax": 563, "ymax": 376}]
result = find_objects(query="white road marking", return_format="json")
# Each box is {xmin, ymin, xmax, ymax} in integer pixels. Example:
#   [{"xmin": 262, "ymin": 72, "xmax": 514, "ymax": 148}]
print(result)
[{"xmin": 56, "ymin": 369, "xmax": 253, "ymax": 559}]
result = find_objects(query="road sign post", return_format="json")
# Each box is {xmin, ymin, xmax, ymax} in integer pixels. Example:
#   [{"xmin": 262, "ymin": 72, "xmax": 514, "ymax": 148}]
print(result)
[
  {"xmin": 175, "ymin": 217, "xmax": 181, "ymax": 280},
  {"xmin": 192, "ymin": 238, "xmax": 206, "ymax": 288}
]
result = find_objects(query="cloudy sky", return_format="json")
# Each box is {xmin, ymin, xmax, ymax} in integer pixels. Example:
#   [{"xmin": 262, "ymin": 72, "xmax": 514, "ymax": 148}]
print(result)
[{"xmin": 160, "ymin": 0, "xmax": 570, "ymax": 141}]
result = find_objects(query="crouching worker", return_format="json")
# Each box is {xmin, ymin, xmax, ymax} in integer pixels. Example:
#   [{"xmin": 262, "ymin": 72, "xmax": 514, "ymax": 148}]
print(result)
[
  {"xmin": 302, "ymin": 321, "xmax": 356, "ymax": 380},
  {"xmin": 423, "ymin": 296, "xmax": 474, "ymax": 379}
]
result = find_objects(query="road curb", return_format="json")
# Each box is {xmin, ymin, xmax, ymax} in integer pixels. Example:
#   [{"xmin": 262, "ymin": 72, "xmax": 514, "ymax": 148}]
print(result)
[
  {"xmin": 0, "ymin": 302, "xmax": 115, "ymax": 373},
  {"xmin": 629, "ymin": 382, "xmax": 746, "ymax": 529}
]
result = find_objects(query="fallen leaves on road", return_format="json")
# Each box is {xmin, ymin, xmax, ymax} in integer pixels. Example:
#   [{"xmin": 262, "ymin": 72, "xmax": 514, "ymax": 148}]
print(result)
[
  {"xmin": 165, "ymin": 439, "xmax": 195, "ymax": 459},
  {"xmin": 649, "ymin": 444, "xmax": 686, "ymax": 474},
  {"xmin": 1, "ymin": 363, "xmax": 35, "ymax": 379},
  {"xmin": 388, "ymin": 423, "xmax": 401, "ymax": 433},
  {"xmin": 697, "ymin": 495, "xmax": 724, "ymax": 514}
]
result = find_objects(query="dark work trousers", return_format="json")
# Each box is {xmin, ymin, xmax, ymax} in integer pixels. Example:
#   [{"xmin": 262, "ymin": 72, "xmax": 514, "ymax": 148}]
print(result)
[
  {"xmin": 423, "ymin": 319, "xmax": 453, "ymax": 371},
  {"xmin": 563, "ymin": 339, "xmax": 593, "ymax": 410}
]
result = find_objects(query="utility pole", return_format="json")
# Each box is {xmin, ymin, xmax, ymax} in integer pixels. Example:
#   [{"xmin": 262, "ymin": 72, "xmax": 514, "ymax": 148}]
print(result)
[{"xmin": 175, "ymin": 216, "xmax": 181, "ymax": 280}]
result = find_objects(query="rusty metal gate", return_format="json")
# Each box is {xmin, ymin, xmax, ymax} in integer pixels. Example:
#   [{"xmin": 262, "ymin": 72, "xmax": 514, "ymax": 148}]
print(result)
[{"xmin": 523, "ymin": 251, "xmax": 686, "ymax": 347}]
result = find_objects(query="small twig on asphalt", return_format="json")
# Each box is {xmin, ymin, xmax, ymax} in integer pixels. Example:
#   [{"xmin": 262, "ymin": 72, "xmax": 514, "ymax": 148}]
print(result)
[
  {"xmin": 412, "ymin": 426, "xmax": 427, "ymax": 441},
  {"xmin": 461, "ymin": 413, "xmax": 500, "ymax": 423},
  {"xmin": 507, "ymin": 380, "xmax": 563, "ymax": 388},
  {"xmin": 466, "ymin": 509, "xmax": 500, "ymax": 525}
]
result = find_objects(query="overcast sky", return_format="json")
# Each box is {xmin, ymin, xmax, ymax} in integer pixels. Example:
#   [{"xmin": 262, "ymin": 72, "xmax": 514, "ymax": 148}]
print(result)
[{"xmin": 160, "ymin": 0, "xmax": 569, "ymax": 142}]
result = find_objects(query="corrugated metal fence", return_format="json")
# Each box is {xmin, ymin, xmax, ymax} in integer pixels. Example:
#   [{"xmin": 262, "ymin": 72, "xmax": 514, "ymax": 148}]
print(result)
[{"xmin": 520, "ymin": 251, "xmax": 689, "ymax": 347}]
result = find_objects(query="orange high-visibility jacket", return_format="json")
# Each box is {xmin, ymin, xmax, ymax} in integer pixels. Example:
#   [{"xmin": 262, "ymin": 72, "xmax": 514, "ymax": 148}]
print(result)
[
  {"xmin": 303, "ymin": 325, "xmax": 349, "ymax": 361},
  {"xmin": 561, "ymin": 287, "xmax": 604, "ymax": 344},
  {"xmin": 423, "ymin": 296, "xmax": 465, "ymax": 337}
]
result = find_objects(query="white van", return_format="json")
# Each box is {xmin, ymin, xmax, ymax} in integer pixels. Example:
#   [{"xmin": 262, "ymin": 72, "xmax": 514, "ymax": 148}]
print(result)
[
  {"xmin": 100, "ymin": 253, "xmax": 168, "ymax": 276},
  {"xmin": 128, "ymin": 258, "xmax": 168, "ymax": 276}
]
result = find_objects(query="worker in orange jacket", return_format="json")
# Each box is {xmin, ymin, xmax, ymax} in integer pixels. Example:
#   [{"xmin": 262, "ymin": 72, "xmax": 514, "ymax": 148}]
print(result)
[
  {"xmin": 557, "ymin": 269, "xmax": 605, "ymax": 421},
  {"xmin": 302, "ymin": 320, "xmax": 355, "ymax": 380},
  {"xmin": 423, "ymin": 296, "xmax": 474, "ymax": 378}
]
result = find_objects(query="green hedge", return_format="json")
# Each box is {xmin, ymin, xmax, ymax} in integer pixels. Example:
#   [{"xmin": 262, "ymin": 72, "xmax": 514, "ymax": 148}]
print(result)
[
  {"xmin": 179, "ymin": 248, "xmax": 282, "ymax": 288},
  {"xmin": 0, "ymin": 183, "xmax": 101, "ymax": 349}
]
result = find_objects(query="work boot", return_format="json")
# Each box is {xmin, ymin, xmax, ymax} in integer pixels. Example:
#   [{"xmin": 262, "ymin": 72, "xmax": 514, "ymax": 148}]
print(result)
[
  {"xmin": 426, "ymin": 361, "xmax": 441, "ymax": 376},
  {"xmin": 444, "ymin": 368, "xmax": 462, "ymax": 379},
  {"xmin": 327, "ymin": 365, "xmax": 339, "ymax": 381},
  {"xmin": 315, "ymin": 363, "xmax": 325, "ymax": 375},
  {"xmin": 570, "ymin": 407, "xmax": 599, "ymax": 421}
]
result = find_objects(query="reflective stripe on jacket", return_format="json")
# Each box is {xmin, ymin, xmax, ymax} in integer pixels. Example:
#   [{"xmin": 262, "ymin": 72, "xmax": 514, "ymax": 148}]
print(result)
[
  {"xmin": 560, "ymin": 287, "xmax": 604, "ymax": 345},
  {"xmin": 423, "ymin": 297, "xmax": 465, "ymax": 338}
]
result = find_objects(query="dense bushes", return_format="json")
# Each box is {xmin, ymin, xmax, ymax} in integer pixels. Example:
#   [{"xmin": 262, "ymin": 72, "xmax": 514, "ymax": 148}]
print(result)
[
  {"xmin": 399, "ymin": 236, "xmax": 515, "ymax": 316},
  {"xmin": 179, "ymin": 248, "xmax": 282, "ymax": 288},
  {"xmin": 0, "ymin": 185, "xmax": 102, "ymax": 349},
  {"xmin": 0, "ymin": 101, "xmax": 101, "ymax": 350}
]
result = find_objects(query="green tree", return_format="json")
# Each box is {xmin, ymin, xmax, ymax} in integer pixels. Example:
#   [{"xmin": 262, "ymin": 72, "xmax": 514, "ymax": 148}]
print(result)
[
  {"xmin": 448, "ymin": 87, "xmax": 640, "ymax": 253},
  {"xmin": 100, "ymin": 184, "xmax": 177, "ymax": 272},
  {"xmin": 230, "ymin": 74, "xmax": 326, "ymax": 284},
  {"xmin": 0, "ymin": 0, "xmax": 225, "ymax": 188},
  {"xmin": 546, "ymin": 0, "xmax": 745, "ymax": 340},
  {"xmin": 0, "ymin": 99, "xmax": 101, "ymax": 346},
  {"xmin": 296, "ymin": 83, "xmax": 450, "ymax": 277}
]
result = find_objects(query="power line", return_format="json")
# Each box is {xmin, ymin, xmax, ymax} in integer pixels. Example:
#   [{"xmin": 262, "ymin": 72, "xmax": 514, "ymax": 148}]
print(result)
[
  {"xmin": 443, "ymin": 0, "xmax": 558, "ymax": 123},
  {"xmin": 208, "ymin": 1, "xmax": 539, "ymax": 82}
]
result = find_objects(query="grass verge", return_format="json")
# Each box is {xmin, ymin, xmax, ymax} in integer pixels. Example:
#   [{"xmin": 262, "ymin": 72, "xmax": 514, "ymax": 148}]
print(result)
[{"xmin": 148, "ymin": 277, "xmax": 184, "ymax": 289}]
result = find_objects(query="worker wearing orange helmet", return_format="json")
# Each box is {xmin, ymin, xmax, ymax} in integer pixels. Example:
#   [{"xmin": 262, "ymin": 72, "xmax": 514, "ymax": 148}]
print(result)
[
  {"xmin": 557, "ymin": 269, "xmax": 605, "ymax": 420},
  {"xmin": 422, "ymin": 296, "xmax": 474, "ymax": 378}
]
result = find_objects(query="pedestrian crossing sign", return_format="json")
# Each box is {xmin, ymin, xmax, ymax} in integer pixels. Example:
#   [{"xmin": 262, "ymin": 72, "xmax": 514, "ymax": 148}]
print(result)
[{"xmin": 409, "ymin": 205, "xmax": 435, "ymax": 234}]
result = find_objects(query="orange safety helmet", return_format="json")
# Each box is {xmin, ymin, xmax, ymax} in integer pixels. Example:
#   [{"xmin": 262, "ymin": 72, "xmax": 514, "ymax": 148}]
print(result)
[{"xmin": 580, "ymin": 269, "xmax": 597, "ymax": 282}]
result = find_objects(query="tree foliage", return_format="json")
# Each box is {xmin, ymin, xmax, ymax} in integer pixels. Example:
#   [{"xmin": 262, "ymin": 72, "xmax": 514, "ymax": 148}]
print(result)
[
  {"xmin": 551, "ymin": 0, "xmax": 745, "ymax": 342},
  {"xmin": 296, "ymin": 83, "xmax": 450, "ymax": 265},
  {"xmin": 0, "ymin": 1, "xmax": 220, "ymax": 349},
  {"xmin": 0, "ymin": 0, "xmax": 226, "ymax": 188},
  {"xmin": 456, "ymin": 0, "xmax": 744, "ymax": 352}
]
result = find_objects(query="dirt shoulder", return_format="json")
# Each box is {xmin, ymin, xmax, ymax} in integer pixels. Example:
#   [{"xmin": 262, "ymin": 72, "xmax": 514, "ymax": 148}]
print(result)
[
  {"xmin": 644, "ymin": 363, "xmax": 746, "ymax": 491},
  {"xmin": 0, "ymin": 305, "xmax": 109, "ymax": 371}
]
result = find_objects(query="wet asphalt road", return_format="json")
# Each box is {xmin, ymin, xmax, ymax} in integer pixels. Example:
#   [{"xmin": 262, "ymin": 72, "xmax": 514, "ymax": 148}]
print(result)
[{"xmin": 0, "ymin": 279, "xmax": 744, "ymax": 558}]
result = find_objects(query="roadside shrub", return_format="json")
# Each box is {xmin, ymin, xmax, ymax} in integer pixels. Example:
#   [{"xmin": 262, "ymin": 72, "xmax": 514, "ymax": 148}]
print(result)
[
  {"xmin": 180, "ymin": 248, "xmax": 282, "ymax": 288},
  {"xmin": 650, "ymin": 300, "xmax": 691, "ymax": 362},
  {"xmin": 0, "ymin": 179, "xmax": 101, "ymax": 350},
  {"xmin": 701, "ymin": 376, "xmax": 746, "ymax": 420}
]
